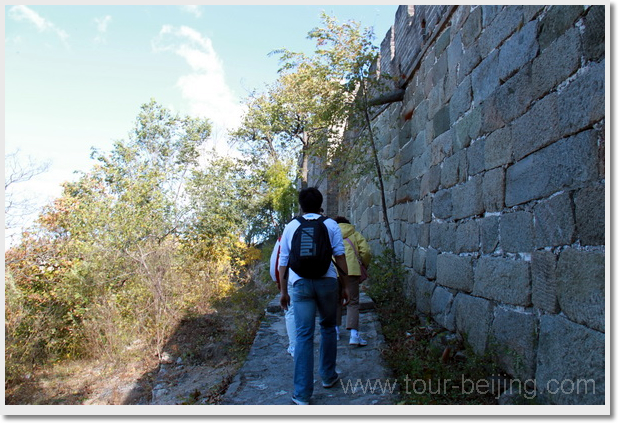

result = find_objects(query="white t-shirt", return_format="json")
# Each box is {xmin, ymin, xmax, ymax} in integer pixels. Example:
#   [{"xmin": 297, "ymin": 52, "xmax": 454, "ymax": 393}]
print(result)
[
  {"xmin": 269, "ymin": 238, "xmax": 281, "ymax": 282},
  {"xmin": 278, "ymin": 213, "xmax": 345, "ymax": 286}
]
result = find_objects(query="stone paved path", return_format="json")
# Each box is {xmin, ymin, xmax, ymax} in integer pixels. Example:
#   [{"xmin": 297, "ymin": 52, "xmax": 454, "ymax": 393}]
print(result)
[{"xmin": 222, "ymin": 292, "xmax": 398, "ymax": 405}]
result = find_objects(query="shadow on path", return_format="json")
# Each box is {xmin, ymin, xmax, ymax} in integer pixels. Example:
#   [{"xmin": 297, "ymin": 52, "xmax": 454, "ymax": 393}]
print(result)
[{"xmin": 221, "ymin": 291, "xmax": 398, "ymax": 405}]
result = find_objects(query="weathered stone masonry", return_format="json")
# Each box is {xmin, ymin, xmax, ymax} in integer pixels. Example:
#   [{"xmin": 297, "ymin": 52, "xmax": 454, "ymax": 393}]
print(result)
[{"xmin": 328, "ymin": 5, "xmax": 605, "ymax": 404}]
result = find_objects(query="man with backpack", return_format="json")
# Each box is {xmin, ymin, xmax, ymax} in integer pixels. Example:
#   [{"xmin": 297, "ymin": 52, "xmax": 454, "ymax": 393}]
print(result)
[{"xmin": 278, "ymin": 187, "xmax": 350, "ymax": 405}]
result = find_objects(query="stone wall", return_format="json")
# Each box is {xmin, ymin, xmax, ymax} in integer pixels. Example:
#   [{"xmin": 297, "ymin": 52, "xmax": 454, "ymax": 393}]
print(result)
[{"xmin": 334, "ymin": 5, "xmax": 605, "ymax": 405}]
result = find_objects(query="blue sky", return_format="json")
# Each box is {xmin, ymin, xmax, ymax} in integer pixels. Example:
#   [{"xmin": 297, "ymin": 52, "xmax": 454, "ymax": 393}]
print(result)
[{"xmin": 4, "ymin": 4, "xmax": 400, "ymax": 238}]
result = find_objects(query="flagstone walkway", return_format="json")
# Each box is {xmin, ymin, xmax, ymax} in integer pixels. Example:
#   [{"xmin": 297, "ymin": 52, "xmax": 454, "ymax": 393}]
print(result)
[{"xmin": 221, "ymin": 292, "xmax": 398, "ymax": 405}]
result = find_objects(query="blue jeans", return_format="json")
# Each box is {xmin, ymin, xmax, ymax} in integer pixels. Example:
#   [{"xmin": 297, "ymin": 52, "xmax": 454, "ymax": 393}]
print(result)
[{"xmin": 291, "ymin": 277, "xmax": 339, "ymax": 402}]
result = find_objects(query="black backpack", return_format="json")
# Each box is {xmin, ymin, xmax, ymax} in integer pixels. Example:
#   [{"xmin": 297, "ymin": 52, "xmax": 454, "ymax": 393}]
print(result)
[{"xmin": 289, "ymin": 215, "xmax": 333, "ymax": 278}]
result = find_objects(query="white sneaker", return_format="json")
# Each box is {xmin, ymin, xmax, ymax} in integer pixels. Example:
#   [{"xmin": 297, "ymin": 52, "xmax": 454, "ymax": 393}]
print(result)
[
  {"xmin": 292, "ymin": 395, "xmax": 309, "ymax": 405},
  {"xmin": 349, "ymin": 334, "xmax": 368, "ymax": 347}
]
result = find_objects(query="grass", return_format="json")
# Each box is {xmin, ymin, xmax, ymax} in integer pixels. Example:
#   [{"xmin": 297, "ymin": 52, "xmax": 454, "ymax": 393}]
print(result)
[{"xmin": 365, "ymin": 248, "xmax": 502, "ymax": 405}]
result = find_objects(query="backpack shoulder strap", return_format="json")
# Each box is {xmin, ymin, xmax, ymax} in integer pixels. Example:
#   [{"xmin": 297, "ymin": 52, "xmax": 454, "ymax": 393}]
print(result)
[{"xmin": 345, "ymin": 237, "xmax": 362, "ymax": 263}]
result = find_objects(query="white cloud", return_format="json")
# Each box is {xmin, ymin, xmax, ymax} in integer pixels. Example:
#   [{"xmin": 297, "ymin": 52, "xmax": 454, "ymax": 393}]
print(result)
[
  {"xmin": 95, "ymin": 15, "xmax": 112, "ymax": 33},
  {"xmin": 8, "ymin": 5, "xmax": 69, "ymax": 47},
  {"xmin": 180, "ymin": 5, "xmax": 202, "ymax": 18},
  {"xmin": 152, "ymin": 25, "xmax": 243, "ymax": 150},
  {"xmin": 94, "ymin": 15, "xmax": 112, "ymax": 44}
]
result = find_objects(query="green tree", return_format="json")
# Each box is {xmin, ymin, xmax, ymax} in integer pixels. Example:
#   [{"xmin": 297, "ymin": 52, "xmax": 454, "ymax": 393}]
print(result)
[
  {"xmin": 232, "ymin": 66, "xmax": 340, "ymax": 190},
  {"xmin": 6, "ymin": 100, "xmax": 214, "ymax": 365},
  {"xmin": 239, "ymin": 12, "xmax": 397, "ymax": 253}
]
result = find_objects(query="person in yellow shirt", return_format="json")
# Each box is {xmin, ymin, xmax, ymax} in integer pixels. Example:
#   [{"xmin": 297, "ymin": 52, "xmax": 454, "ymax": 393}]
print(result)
[{"xmin": 334, "ymin": 216, "xmax": 371, "ymax": 346}]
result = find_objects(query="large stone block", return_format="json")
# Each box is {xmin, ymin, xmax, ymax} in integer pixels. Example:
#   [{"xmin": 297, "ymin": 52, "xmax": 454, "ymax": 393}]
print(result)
[
  {"xmin": 511, "ymin": 92, "xmax": 560, "ymax": 162},
  {"xmin": 497, "ymin": 20, "xmax": 539, "ymax": 82},
  {"xmin": 413, "ymin": 247, "xmax": 427, "ymax": 276},
  {"xmin": 484, "ymin": 126, "xmax": 512, "ymax": 170},
  {"xmin": 441, "ymin": 152, "xmax": 460, "ymax": 189},
  {"xmin": 478, "ymin": 6, "xmax": 522, "ymax": 57},
  {"xmin": 431, "ymin": 130, "xmax": 453, "ymax": 166},
  {"xmin": 455, "ymin": 219, "xmax": 480, "ymax": 253},
  {"xmin": 425, "ymin": 247, "xmax": 438, "ymax": 280},
  {"xmin": 437, "ymin": 253, "xmax": 474, "ymax": 292},
  {"xmin": 450, "ymin": 76, "xmax": 472, "ymax": 122},
  {"xmin": 433, "ymin": 105, "xmax": 451, "ymax": 138},
  {"xmin": 430, "ymin": 221, "xmax": 456, "ymax": 252},
  {"xmin": 432, "ymin": 189, "xmax": 452, "ymax": 220},
  {"xmin": 408, "ymin": 177, "xmax": 422, "ymax": 201},
  {"xmin": 491, "ymin": 306, "xmax": 537, "ymax": 380},
  {"xmin": 471, "ymin": 49, "xmax": 500, "ymax": 104},
  {"xmin": 557, "ymin": 248, "xmax": 605, "ymax": 332},
  {"xmin": 531, "ymin": 27, "xmax": 581, "ymax": 100},
  {"xmin": 414, "ymin": 274, "xmax": 436, "ymax": 315},
  {"xmin": 399, "ymin": 119, "xmax": 413, "ymax": 149},
  {"xmin": 531, "ymin": 250, "xmax": 559, "ymax": 314},
  {"xmin": 405, "ymin": 224, "xmax": 419, "ymax": 247},
  {"xmin": 452, "ymin": 175, "xmax": 484, "ymax": 219},
  {"xmin": 505, "ymin": 130, "xmax": 599, "ymax": 207},
  {"xmin": 410, "ymin": 102, "xmax": 429, "ymax": 141},
  {"xmin": 431, "ymin": 52, "xmax": 449, "ymax": 95},
  {"xmin": 481, "ymin": 216, "xmax": 499, "ymax": 254},
  {"xmin": 435, "ymin": 27, "xmax": 451, "ymax": 57},
  {"xmin": 582, "ymin": 6, "xmax": 605, "ymax": 62},
  {"xmin": 453, "ymin": 5, "xmax": 472, "ymax": 34},
  {"xmin": 461, "ymin": 6, "xmax": 482, "ymax": 48},
  {"xmin": 406, "ymin": 200, "xmax": 423, "ymax": 224},
  {"xmin": 411, "ymin": 130, "xmax": 427, "ymax": 159},
  {"xmin": 536, "ymin": 315, "xmax": 604, "ymax": 405},
  {"xmin": 453, "ymin": 107, "xmax": 481, "ymax": 152},
  {"xmin": 479, "ymin": 94, "xmax": 507, "ymax": 136},
  {"xmin": 574, "ymin": 184, "xmax": 605, "ymax": 246},
  {"xmin": 422, "ymin": 196, "xmax": 433, "ymax": 223},
  {"xmin": 459, "ymin": 41, "xmax": 482, "ymax": 81},
  {"xmin": 537, "ymin": 5, "xmax": 584, "ymax": 51},
  {"xmin": 467, "ymin": 138, "xmax": 485, "ymax": 176},
  {"xmin": 403, "ymin": 244, "xmax": 413, "ymax": 268},
  {"xmin": 428, "ymin": 80, "xmax": 446, "ymax": 122},
  {"xmin": 500, "ymin": 211, "xmax": 534, "ymax": 253},
  {"xmin": 410, "ymin": 149, "xmax": 431, "ymax": 180},
  {"xmin": 419, "ymin": 224, "xmax": 430, "ymax": 248},
  {"xmin": 431, "ymin": 285, "xmax": 456, "ymax": 332},
  {"xmin": 454, "ymin": 293, "xmax": 494, "ymax": 355},
  {"xmin": 483, "ymin": 167, "xmax": 505, "ymax": 212},
  {"xmin": 533, "ymin": 192, "xmax": 575, "ymax": 248},
  {"xmin": 420, "ymin": 165, "xmax": 441, "ymax": 197},
  {"xmin": 558, "ymin": 60, "xmax": 605, "ymax": 140},
  {"xmin": 447, "ymin": 32, "xmax": 465, "ymax": 90},
  {"xmin": 394, "ymin": 240, "xmax": 405, "ymax": 261},
  {"xmin": 399, "ymin": 138, "xmax": 416, "ymax": 167},
  {"xmin": 522, "ymin": 5, "xmax": 545, "ymax": 22},
  {"xmin": 481, "ymin": 5, "xmax": 502, "ymax": 27},
  {"xmin": 490, "ymin": 62, "xmax": 534, "ymax": 128},
  {"xmin": 473, "ymin": 257, "xmax": 531, "ymax": 306}
]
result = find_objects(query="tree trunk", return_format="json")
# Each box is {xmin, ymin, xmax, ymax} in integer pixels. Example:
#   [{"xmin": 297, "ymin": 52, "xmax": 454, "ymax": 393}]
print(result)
[
  {"xmin": 360, "ymin": 82, "xmax": 396, "ymax": 260},
  {"xmin": 299, "ymin": 134, "xmax": 310, "ymax": 190}
]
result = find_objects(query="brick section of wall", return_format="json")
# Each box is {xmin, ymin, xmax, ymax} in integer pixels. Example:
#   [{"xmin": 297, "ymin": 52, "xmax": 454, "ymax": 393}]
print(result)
[{"xmin": 337, "ymin": 5, "xmax": 605, "ymax": 405}]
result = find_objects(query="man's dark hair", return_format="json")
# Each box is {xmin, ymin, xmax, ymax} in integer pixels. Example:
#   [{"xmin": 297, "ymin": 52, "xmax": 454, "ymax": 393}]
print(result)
[
  {"xmin": 334, "ymin": 216, "xmax": 350, "ymax": 224},
  {"xmin": 298, "ymin": 187, "xmax": 323, "ymax": 214}
]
